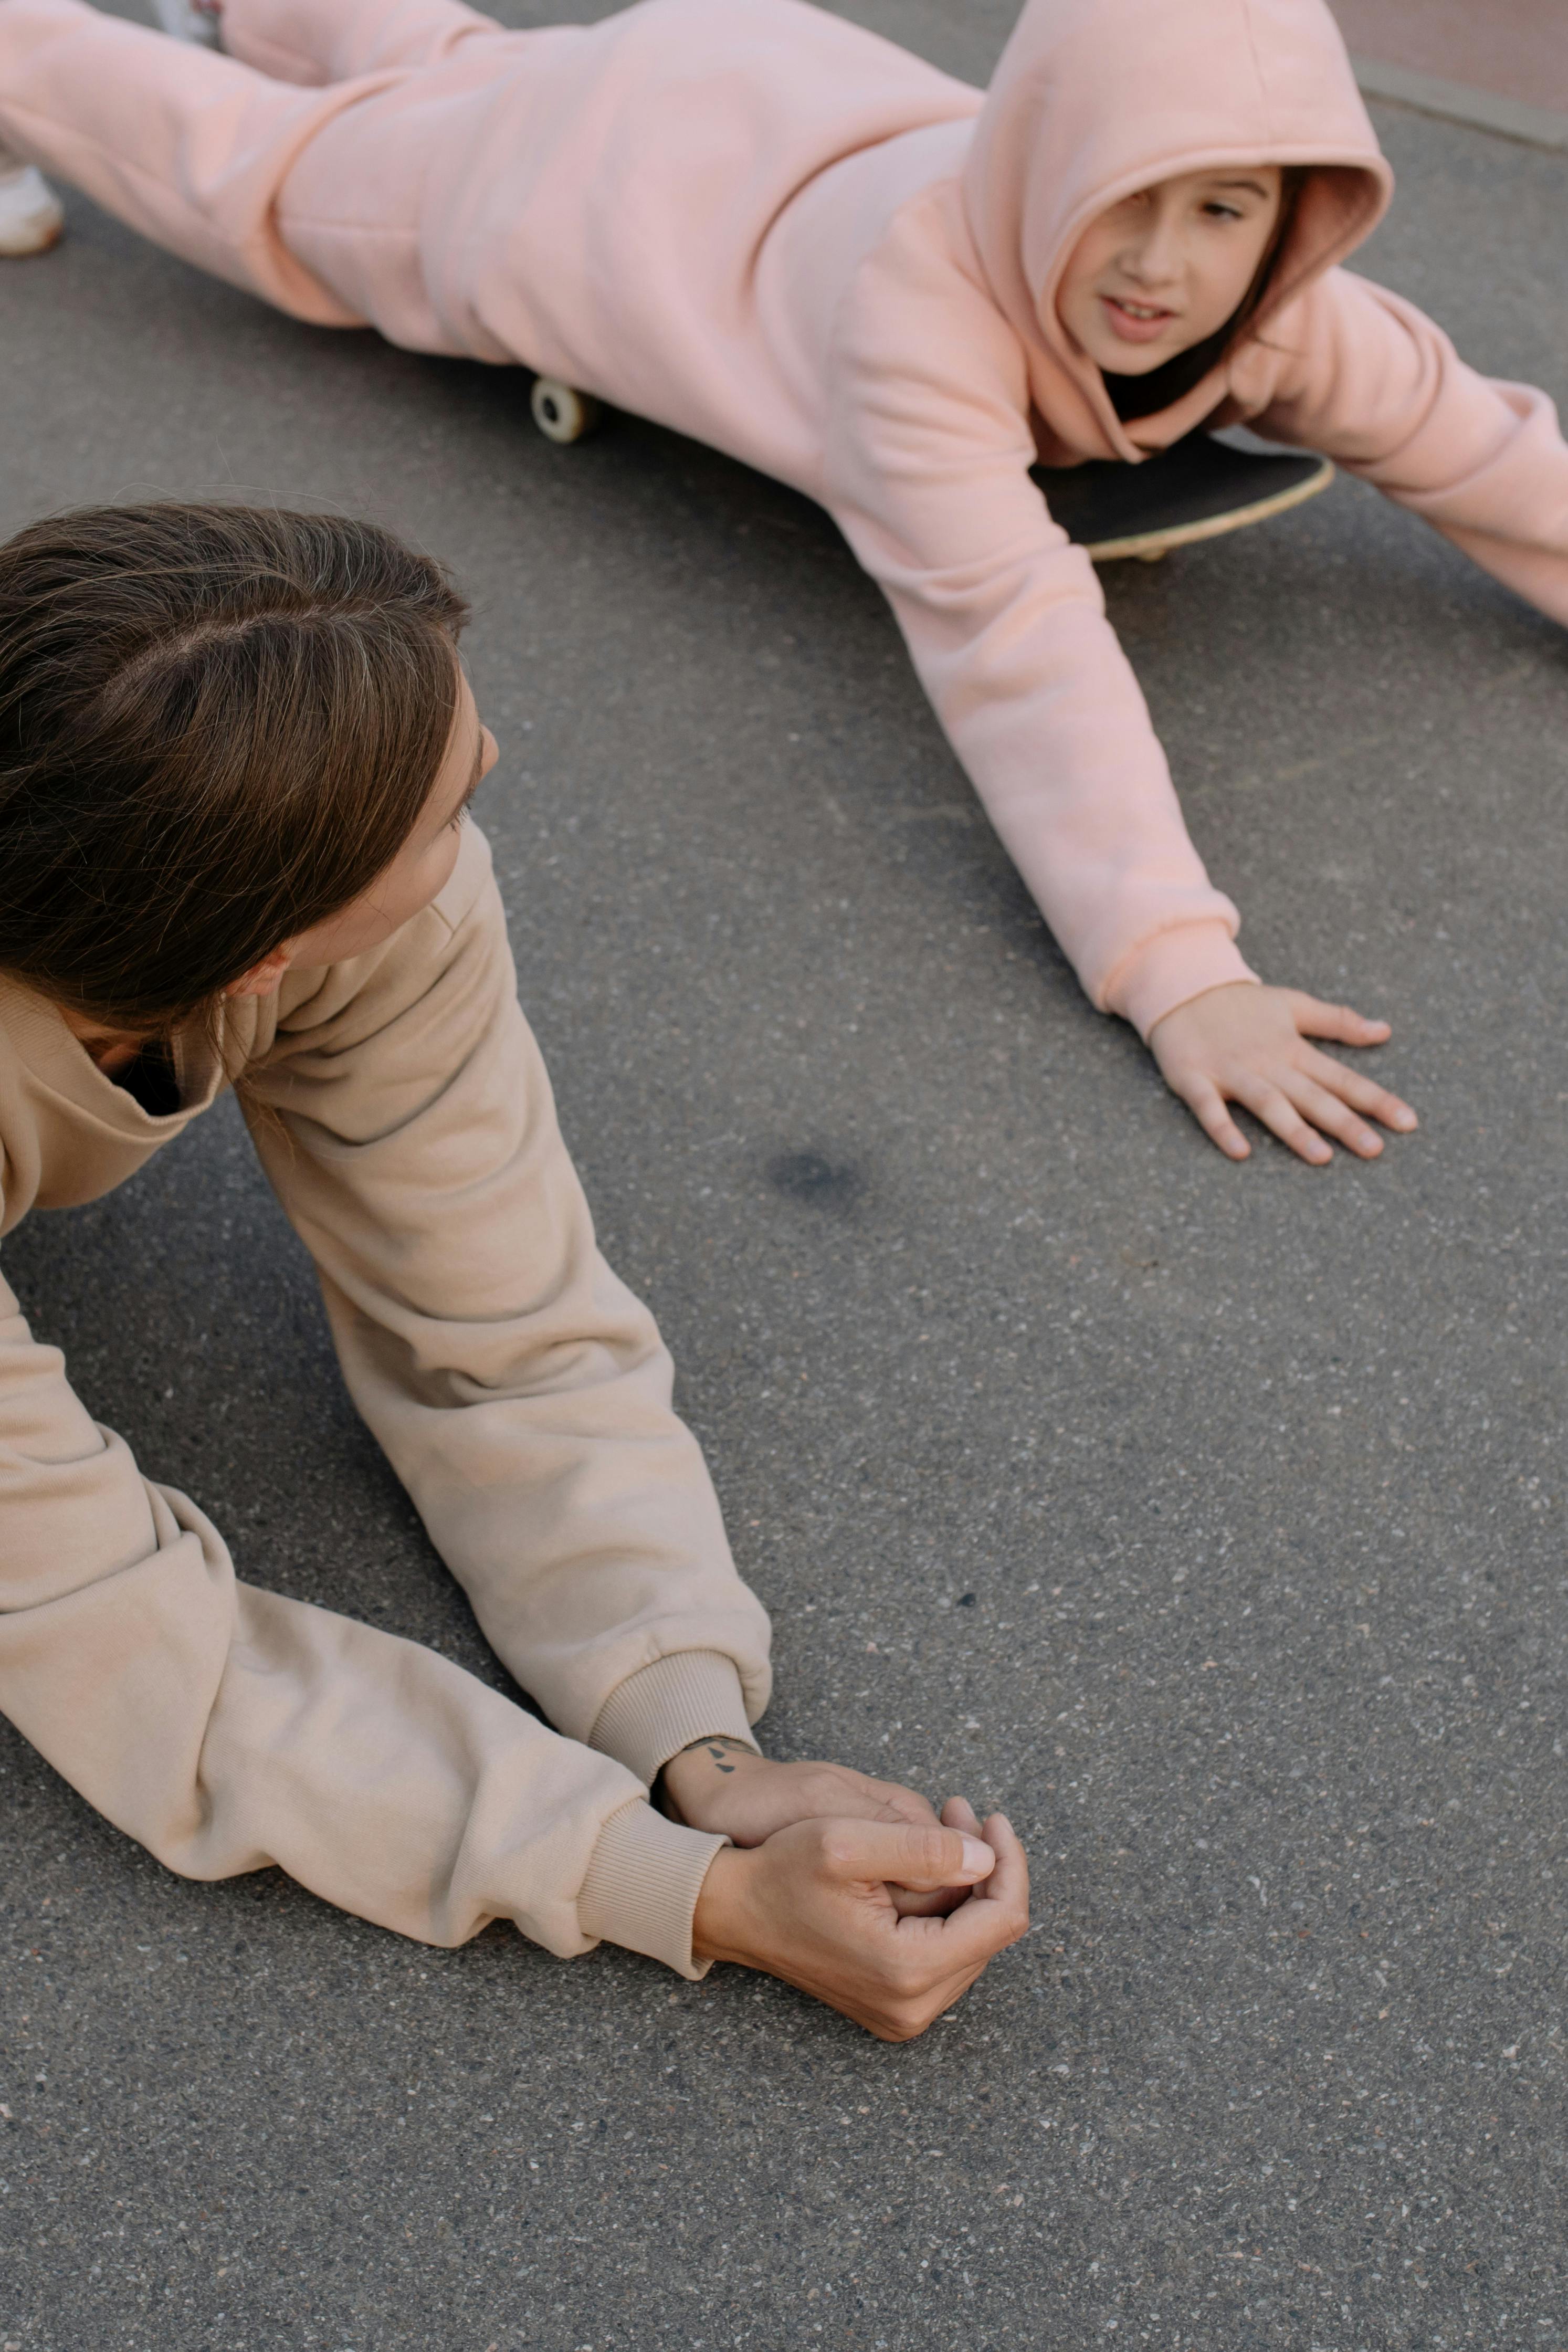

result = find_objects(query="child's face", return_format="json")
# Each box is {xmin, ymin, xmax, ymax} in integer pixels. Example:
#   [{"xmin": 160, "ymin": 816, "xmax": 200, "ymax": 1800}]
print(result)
[
  {"xmin": 1057, "ymin": 165, "xmax": 1285, "ymax": 376},
  {"xmin": 234, "ymin": 667, "xmax": 499, "ymax": 992}
]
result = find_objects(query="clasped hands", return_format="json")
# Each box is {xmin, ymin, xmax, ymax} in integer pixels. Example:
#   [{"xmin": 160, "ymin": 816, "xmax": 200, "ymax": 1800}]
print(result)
[{"xmin": 664, "ymin": 1737, "xmax": 1028, "ymax": 2042}]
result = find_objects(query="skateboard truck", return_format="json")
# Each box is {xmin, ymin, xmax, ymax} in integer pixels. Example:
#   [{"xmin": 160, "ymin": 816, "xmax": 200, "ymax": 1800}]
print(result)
[{"xmin": 1037, "ymin": 429, "xmax": 1335, "ymax": 562}]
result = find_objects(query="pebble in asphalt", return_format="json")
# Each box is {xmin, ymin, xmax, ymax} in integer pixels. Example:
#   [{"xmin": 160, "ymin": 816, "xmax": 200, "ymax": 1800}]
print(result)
[{"xmin": 1, "ymin": 3, "xmax": 1565, "ymax": 2345}]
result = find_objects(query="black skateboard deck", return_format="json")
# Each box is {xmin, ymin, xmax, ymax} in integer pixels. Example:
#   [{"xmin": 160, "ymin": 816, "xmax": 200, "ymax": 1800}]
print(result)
[{"xmin": 1035, "ymin": 429, "xmax": 1334, "ymax": 561}]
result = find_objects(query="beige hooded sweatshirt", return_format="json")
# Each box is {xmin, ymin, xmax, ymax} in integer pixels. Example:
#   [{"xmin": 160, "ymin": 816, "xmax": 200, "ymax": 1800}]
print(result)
[
  {"xmin": 0, "ymin": 824, "xmax": 772, "ymax": 1976},
  {"xmin": 3, "ymin": 0, "xmax": 1565, "ymax": 1035}
]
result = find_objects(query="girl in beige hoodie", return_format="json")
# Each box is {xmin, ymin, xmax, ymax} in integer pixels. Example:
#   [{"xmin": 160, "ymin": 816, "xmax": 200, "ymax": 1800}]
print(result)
[
  {"xmin": 0, "ymin": 502, "xmax": 1027, "ymax": 2040},
  {"xmin": 3, "ymin": 0, "xmax": 1563, "ymax": 1161}
]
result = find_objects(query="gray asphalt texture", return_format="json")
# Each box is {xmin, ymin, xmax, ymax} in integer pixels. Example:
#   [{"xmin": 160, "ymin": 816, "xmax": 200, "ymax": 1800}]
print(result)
[{"xmin": 2, "ymin": 3, "xmax": 1566, "ymax": 2346}]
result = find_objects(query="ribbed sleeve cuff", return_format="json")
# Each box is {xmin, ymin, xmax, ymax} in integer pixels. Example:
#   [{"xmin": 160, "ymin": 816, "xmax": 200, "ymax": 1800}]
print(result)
[
  {"xmin": 588, "ymin": 1651, "xmax": 758, "ymax": 1789},
  {"xmin": 1104, "ymin": 921, "xmax": 1259, "ymax": 1042},
  {"xmin": 576, "ymin": 1799, "xmax": 729, "ymax": 1980}
]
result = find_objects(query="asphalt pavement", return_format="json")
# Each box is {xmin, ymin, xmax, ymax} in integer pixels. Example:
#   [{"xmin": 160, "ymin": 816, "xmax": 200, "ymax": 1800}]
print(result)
[{"xmin": 2, "ymin": 3, "xmax": 1565, "ymax": 2346}]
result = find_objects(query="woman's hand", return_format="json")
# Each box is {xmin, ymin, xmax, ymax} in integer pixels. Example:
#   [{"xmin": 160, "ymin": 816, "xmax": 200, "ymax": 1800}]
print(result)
[
  {"xmin": 661, "ymin": 1737, "xmax": 974, "ymax": 1913},
  {"xmin": 690, "ymin": 1799, "xmax": 1030, "ymax": 2040},
  {"xmin": 662, "ymin": 1737, "xmax": 939, "ymax": 1844},
  {"xmin": 1150, "ymin": 982, "xmax": 1418, "ymax": 1165}
]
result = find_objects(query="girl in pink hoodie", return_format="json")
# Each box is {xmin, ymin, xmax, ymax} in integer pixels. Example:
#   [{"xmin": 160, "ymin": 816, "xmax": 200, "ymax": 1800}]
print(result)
[{"xmin": 3, "ymin": 0, "xmax": 1564, "ymax": 1162}]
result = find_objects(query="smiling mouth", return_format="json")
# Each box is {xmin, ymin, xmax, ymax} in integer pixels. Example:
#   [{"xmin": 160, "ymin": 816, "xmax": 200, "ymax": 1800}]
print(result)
[{"xmin": 1099, "ymin": 292, "xmax": 1180, "ymax": 345}]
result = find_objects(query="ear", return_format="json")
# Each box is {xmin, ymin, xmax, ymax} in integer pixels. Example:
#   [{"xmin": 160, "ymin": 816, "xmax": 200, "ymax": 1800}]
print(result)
[{"xmin": 224, "ymin": 946, "xmax": 294, "ymax": 1000}]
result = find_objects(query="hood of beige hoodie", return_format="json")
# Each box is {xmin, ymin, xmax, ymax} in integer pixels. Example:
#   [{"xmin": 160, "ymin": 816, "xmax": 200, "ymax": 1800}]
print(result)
[{"xmin": 963, "ymin": 0, "xmax": 1393, "ymax": 462}]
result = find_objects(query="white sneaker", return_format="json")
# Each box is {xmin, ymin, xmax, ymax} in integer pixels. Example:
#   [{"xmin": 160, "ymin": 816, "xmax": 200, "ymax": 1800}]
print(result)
[
  {"xmin": 151, "ymin": 0, "xmax": 223, "ymax": 46},
  {"xmin": 0, "ymin": 160, "xmax": 64, "ymax": 258}
]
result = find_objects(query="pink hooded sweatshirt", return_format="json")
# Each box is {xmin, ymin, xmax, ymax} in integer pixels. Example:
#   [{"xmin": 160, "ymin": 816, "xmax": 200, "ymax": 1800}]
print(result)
[{"xmin": 4, "ymin": 0, "xmax": 1567, "ymax": 1034}]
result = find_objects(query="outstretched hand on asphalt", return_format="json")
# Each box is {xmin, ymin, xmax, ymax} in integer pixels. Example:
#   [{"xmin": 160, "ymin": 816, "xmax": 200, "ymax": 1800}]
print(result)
[
  {"xmin": 1150, "ymin": 980, "xmax": 1419, "ymax": 1164},
  {"xmin": 690, "ymin": 1798, "xmax": 1029, "ymax": 2040}
]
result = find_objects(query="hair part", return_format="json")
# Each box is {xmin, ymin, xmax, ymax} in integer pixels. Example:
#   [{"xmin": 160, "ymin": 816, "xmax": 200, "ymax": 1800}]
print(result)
[{"xmin": 0, "ymin": 501, "xmax": 470, "ymax": 1033}]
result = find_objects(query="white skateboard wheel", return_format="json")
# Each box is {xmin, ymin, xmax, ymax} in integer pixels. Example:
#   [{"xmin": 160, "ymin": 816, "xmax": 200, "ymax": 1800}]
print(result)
[
  {"xmin": 0, "ymin": 165, "xmax": 64, "ymax": 259},
  {"xmin": 530, "ymin": 378, "xmax": 601, "ymax": 444}
]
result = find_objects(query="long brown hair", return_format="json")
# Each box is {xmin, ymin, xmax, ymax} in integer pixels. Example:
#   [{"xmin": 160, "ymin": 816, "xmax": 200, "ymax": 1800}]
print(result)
[
  {"xmin": 1226, "ymin": 163, "xmax": 1311, "ymax": 354},
  {"xmin": 0, "ymin": 502, "xmax": 470, "ymax": 1033}
]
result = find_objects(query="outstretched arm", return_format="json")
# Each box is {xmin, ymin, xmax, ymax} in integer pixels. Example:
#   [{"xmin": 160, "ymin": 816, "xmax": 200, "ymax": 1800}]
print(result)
[
  {"xmin": 1245, "ymin": 266, "xmax": 1568, "ymax": 629},
  {"xmin": 0, "ymin": 1253, "xmax": 729, "ymax": 1970},
  {"xmin": 243, "ymin": 822, "xmax": 775, "ymax": 1794},
  {"xmin": 826, "ymin": 255, "xmax": 1251, "ymax": 1040},
  {"xmin": 824, "ymin": 208, "xmax": 1414, "ymax": 1161}
]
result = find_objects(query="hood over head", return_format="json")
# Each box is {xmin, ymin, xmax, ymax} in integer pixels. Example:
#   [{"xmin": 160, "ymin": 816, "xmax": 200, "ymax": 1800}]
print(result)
[{"xmin": 963, "ymin": 0, "xmax": 1393, "ymax": 457}]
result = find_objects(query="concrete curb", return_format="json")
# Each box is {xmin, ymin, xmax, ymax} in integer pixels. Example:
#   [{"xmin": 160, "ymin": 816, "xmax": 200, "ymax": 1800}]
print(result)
[{"xmin": 1353, "ymin": 53, "xmax": 1568, "ymax": 153}]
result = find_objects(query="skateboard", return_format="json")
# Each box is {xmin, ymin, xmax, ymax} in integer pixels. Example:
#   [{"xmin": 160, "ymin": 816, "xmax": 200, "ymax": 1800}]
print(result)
[
  {"xmin": 528, "ymin": 377, "xmax": 1334, "ymax": 564},
  {"xmin": 1034, "ymin": 428, "xmax": 1334, "ymax": 562}
]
